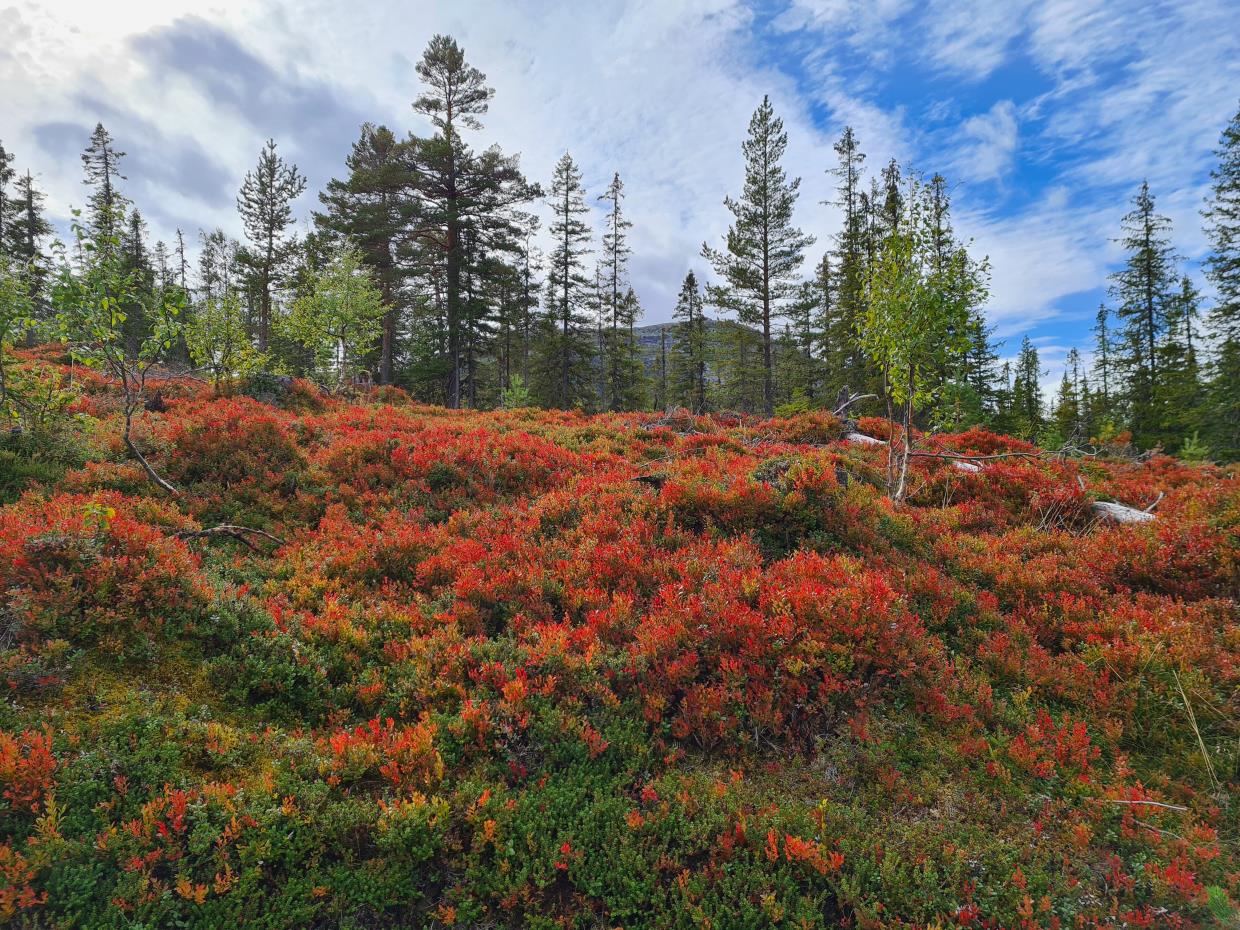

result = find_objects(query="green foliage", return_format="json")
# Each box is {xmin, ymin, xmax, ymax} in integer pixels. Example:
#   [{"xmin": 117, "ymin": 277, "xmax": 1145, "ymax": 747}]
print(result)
[
  {"xmin": 281, "ymin": 245, "xmax": 385, "ymax": 391},
  {"xmin": 186, "ymin": 288, "xmax": 267, "ymax": 393}
]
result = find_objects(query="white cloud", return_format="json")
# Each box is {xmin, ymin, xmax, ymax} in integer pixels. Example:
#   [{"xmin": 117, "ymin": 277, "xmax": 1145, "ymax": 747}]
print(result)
[{"xmin": 0, "ymin": 0, "xmax": 1237, "ymax": 355}]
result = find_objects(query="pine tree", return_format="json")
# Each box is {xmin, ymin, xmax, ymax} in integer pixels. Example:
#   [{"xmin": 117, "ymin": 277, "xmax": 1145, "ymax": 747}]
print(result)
[
  {"xmin": 597, "ymin": 172, "xmax": 643, "ymax": 410},
  {"xmin": 1011, "ymin": 336, "xmax": 1044, "ymax": 443},
  {"xmin": 1203, "ymin": 101, "xmax": 1240, "ymax": 460},
  {"xmin": 1109, "ymin": 181, "xmax": 1178, "ymax": 446},
  {"xmin": 237, "ymin": 138, "xmax": 306, "ymax": 353},
  {"xmin": 535, "ymin": 153, "xmax": 595, "ymax": 409},
  {"xmin": 670, "ymin": 271, "xmax": 709, "ymax": 412},
  {"xmin": 317, "ymin": 123, "xmax": 418, "ymax": 384},
  {"xmin": 703, "ymin": 96, "xmax": 814, "ymax": 416},
  {"xmin": 826, "ymin": 128, "xmax": 868, "ymax": 391},
  {"xmin": 410, "ymin": 34, "xmax": 534, "ymax": 407}
]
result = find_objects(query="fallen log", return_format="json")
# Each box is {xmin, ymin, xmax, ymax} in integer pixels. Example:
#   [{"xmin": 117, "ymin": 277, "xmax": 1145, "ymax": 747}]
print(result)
[{"xmin": 1090, "ymin": 501, "xmax": 1156, "ymax": 524}]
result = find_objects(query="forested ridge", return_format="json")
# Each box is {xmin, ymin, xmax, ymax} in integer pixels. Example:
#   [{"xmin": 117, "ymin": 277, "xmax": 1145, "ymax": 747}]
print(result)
[
  {"xmin": 0, "ymin": 32, "xmax": 1239, "ymax": 930},
  {"xmin": 2, "ymin": 35, "xmax": 1239, "ymax": 461}
]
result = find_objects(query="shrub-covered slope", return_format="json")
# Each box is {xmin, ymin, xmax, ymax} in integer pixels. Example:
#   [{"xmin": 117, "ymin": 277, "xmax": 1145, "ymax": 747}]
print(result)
[{"xmin": 1, "ymin": 372, "xmax": 1238, "ymax": 928}]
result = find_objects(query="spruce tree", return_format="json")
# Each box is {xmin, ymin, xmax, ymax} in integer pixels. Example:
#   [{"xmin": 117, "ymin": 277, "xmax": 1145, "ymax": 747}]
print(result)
[
  {"xmin": 237, "ymin": 138, "xmax": 306, "ymax": 353},
  {"xmin": 1011, "ymin": 336, "xmax": 1044, "ymax": 443},
  {"xmin": 670, "ymin": 271, "xmax": 709, "ymax": 412},
  {"xmin": 11, "ymin": 172, "xmax": 52, "ymax": 330},
  {"xmin": 703, "ymin": 96, "xmax": 814, "ymax": 416},
  {"xmin": 1155, "ymin": 275, "xmax": 1205, "ymax": 453},
  {"xmin": 81, "ymin": 124, "xmax": 127, "ymax": 249},
  {"xmin": 1109, "ymin": 181, "xmax": 1178, "ymax": 446},
  {"xmin": 535, "ymin": 153, "xmax": 594, "ymax": 409},
  {"xmin": 1203, "ymin": 102, "xmax": 1240, "ymax": 460},
  {"xmin": 0, "ymin": 141, "xmax": 15, "ymax": 259}
]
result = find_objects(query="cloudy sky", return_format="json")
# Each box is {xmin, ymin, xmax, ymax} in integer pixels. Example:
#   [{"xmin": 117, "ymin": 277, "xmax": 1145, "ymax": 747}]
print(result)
[{"xmin": 3, "ymin": 0, "xmax": 1238, "ymax": 383}]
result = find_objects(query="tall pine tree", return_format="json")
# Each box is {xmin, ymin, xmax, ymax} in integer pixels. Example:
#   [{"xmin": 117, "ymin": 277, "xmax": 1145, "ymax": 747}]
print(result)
[
  {"xmin": 703, "ymin": 96, "xmax": 813, "ymax": 416},
  {"xmin": 535, "ymin": 153, "xmax": 595, "ymax": 409}
]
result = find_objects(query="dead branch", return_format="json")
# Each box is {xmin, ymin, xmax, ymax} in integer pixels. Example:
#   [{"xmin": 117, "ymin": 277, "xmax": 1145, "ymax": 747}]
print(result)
[
  {"xmin": 833, "ymin": 386, "xmax": 877, "ymax": 417},
  {"xmin": 1095, "ymin": 798, "xmax": 1188, "ymax": 812},
  {"xmin": 175, "ymin": 524, "xmax": 285, "ymax": 551}
]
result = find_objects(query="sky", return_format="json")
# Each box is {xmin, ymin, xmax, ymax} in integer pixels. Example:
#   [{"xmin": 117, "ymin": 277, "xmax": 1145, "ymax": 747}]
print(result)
[{"xmin": 2, "ymin": 0, "xmax": 1238, "ymax": 389}]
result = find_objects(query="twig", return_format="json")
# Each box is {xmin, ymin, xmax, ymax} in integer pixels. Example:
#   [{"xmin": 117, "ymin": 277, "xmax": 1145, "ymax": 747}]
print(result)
[
  {"xmin": 175, "ymin": 525, "xmax": 285, "ymax": 552},
  {"xmin": 1096, "ymin": 798, "xmax": 1188, "ymax": 812},
  {"xmin": 1144, "ymin": 491, "xmax": 1165, "ymax": 513}
]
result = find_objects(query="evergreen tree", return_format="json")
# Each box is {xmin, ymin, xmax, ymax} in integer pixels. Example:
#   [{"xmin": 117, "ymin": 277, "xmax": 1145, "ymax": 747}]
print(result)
[
  {"xmin": 1203, "ymin": 101, "xmax": 1240, "ymax": 460},
  {"xmin": 317, "ymin": 123, "xmax": 418, "ymax": 384},
  {"xmin": 411, "ymin": 34, "xmax": 533, "ymax": 407},
  {"xmin": 597, "ymin": 172, "xmax": 643, "ymax": 410},
  {"xmin": 237, "ymin": 138, "xmax": 306, "ymax": 353},
  {"xmin": 1155, "ymin": 275, "xmax": 1204, "ymax": 452},
  {"xmin": 1049, "ymin": 349, "xmax": 1083, "ymax": 445},
  {"xmin": 0, "ymin": 141, "xmax": 15, "ymax": 259},
  {"xmin": 826, "ymin": 127, "xmax": 868, "ymax": 392},
  {"xmin": 81, "ymin": 124, "xmax": 127, "ymax": 248},
  {"xmin": 670, "ymin": 271, "xmax": 709, "ymax": 412},
  {"xmin": 10, "ymin": 172, "xmax": 52, "ymax": 331},
  {"xmin": 1109, "ymin": 181, "xmax": 1178, "ymax": 445},
  {"xmin": 1011, "ymin": 336, "xmax": 1044, "ymax": 443},
  {"xmin": 535, "ymin": 153, "xmax": 594, "ymax": 409},
  {"xmin": 702, "ymin": 96, "xmax": 814, "ymax": 416}
]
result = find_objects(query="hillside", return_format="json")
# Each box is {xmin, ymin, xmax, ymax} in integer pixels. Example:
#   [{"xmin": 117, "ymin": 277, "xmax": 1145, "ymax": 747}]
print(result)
[{"xmin": 0, "ymin": 355, "xmax": 1237, "ymax": 928}]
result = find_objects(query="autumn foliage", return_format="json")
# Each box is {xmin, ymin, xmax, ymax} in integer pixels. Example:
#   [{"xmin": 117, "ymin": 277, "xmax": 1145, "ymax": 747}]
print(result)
[{"xmin": 0, "ymin": 369, "xmax": 1237, "ymax": 928}]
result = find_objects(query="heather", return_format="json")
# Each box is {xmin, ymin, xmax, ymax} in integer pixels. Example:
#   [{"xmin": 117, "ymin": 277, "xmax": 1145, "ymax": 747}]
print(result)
[{"xmin": 0, "ymin": 365, "xmax": 1236, "ymax": 928}]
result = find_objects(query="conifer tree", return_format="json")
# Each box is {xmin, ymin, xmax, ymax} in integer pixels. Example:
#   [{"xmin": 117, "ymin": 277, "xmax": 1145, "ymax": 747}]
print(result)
[
  {"xmin": 1011, "ymin": 336, "xmax": 1044, "ymax": 443},
  {"xmin": 410, "ymin": 34, "xmax": 534, "ymax": 407},
  {"xmin": 1109, "ymin": 181, "xmax": 1178, "ymax": 445},
  {"xmin": 535, "ymin": 153, "xmax": 594, "ymax": 409},
  {"xmin": 0, "ymin": 142, "xmax": 15, "ymax": 259},
  {"xmin": 317, "ymin": 123, "xmax": 418, "ymax": 384},
  {"xmin": 597, "ymin": 172, "xmax": 644, "ymax": 410},
  {"xmin": 670, "ymin": 271, "xmax": 709, "ymax": 412},
  {"xmin": 1203, "ymin": 102, "xmax": 1240, "ymax": 460},
  {"xmin": 826, "ymin": 128, "xmax": 868, "ymax": 390},
  {"xmin": 1155, "ymin": 275, "xmax": 1204, "ymax": 453},
  {"xmin": 703, "ymin": 96, "xmax": 814, "ymax": 416},
  {"xmin": 80, "ymin": 124, "xmax": 128, "ymax": 254},
  {"xmin": 11, "ymin": 172, "xmax": 52, "ymax": 330},
  {"xmin": 237, "ymin": 138, "xmax": 305, "ymax": 354}
]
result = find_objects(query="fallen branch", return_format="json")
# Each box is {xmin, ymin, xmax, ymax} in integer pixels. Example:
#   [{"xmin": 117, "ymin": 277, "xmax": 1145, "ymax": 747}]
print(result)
[
  {"xmin": 175, "ymin": 525, "xmax": 285, "ymax": 551},
  {"xmin": 833, "ymin": 388, "xmax": 877, "ymax": 417},
  {"xmin": 1095, "ymin": 798, "xmax": 1188, "ymax": 812}
]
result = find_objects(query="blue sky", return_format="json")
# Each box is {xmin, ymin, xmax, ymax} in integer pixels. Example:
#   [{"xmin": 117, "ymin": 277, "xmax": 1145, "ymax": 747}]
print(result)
[{"xmin": 2, "ymin": 0, "xmax": 1238, "ymax": 389}]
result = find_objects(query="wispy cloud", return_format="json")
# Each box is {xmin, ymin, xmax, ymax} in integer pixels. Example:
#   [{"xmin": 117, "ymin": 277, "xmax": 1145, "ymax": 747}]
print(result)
[{"xmin": 0, "ymin": 0, "xmax": 1236, "ymax": 391}]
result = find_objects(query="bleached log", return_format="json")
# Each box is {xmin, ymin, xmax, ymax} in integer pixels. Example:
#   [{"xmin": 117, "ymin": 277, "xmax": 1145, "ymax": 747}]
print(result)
[
  {"xmin": 1091, "ymin": 501, "xmax": 1156, "ymax": 524},
  {"xmin": 845, "ymin": 432, "xmax": 980, "ymax": 472},
  {"xmin": 844, "ymin": 431, "xmax": 885, "ymax": 446}
]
